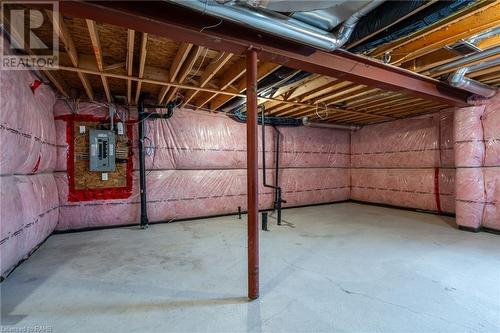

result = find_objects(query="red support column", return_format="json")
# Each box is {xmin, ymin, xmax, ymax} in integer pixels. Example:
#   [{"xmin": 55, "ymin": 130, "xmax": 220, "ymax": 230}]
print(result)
[{"xmin": 246, "ymin": 49, "xmax": 259, "ymax": 300}]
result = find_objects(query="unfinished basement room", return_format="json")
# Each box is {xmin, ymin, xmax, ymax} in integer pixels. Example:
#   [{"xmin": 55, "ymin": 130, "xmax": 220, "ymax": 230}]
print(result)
[{"xmin": 1, "ymin": 0, "xmax": 499, "ymax": 332}]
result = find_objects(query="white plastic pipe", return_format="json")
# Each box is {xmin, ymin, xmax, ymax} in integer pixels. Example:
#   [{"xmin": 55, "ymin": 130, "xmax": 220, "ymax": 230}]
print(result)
[{"xmin": 302, "ymin": 117, "xmax": 360, "ymax": 131}]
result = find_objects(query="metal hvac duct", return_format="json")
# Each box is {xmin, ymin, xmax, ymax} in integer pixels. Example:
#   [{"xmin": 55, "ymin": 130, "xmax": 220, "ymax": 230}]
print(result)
[
  {"xmin": 235, "ymin": 0, "xmax": 339, "ymax": 12},
  {"xmin": 443, "ymin": 28, "xmax": 500, "ymax": 98},
  {"xmin": 168, "ymin": 0, "xmax": 384, "ymax": 52},
  {"xmin": 465, "ymin": 57, "xmax": 500, "ymax": 73},
  {"xmin": 428, "ymin": 45, "xmax": 500, "ymax": 75},
  {"xmin": 302, "ymin": 117, "xmax": 360, "ymax": 130},
  {"xmin": 292, "ymin": 1, "xmax": 371, "ymax": 32},
  {"xmin": 449, "ymin": 57, "xmax": 499, "ymax": 98}
]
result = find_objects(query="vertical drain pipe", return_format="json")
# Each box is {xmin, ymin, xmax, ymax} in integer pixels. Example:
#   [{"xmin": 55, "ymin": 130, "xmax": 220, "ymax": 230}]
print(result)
[
  {"xmin": 138, "ymin": 96, "xmax": 149, "ymax": 229},
  {"xmin": 273, "ymin": 126, "xmax": 285, "ymax": 225},
  {"xmin": 246, "ymin": 49, "xmax": 259, "ymax": 300},
  {"xmin": 137, "ymin": 95, "xmax": 175, "ymax": 229},
  {"xmin": 261, "ymin": 109, "xmax": 284, "ymax": 225}
]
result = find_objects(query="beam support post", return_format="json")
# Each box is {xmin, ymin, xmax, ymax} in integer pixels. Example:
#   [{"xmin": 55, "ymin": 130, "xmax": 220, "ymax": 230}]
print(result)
[{"xmin": 246, "ymin": 49, "xmax": 259, "ymax": 300}]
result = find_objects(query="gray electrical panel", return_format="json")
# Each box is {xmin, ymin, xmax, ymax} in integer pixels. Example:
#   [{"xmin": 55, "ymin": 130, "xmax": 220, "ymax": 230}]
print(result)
[{"xmin": 89, "ymin": 129, "xmax": 116, "ymax": 172}]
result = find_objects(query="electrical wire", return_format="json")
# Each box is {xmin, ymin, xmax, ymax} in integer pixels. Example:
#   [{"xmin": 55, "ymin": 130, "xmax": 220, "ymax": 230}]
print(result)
[
  {"xmin": 130, "ymin": 111, "xmax": 155, "ymax": 124},
  {"xmin": 210, "ymin": 50, "xmax": 226, "ymax": 64},
  {"xmin": 200, "ymin": 19, "xmax": 223, "ymax": 33},
  {"xmin": 183, "ymin": 102, "xmax": 228, "ymax": 115},
  {"xmin": 145, "ymin": 141, "xmax": 157, "ymax": 177},
  {"xmin": 63, "ymin": 99, "xmax": 77, "ymax": 114},
  {"xmin": 315, "ymin": 103, "xmax": 329, "ymax": 120},
  {"xmin": 186, "ymin": 47, "xmax": 209, "ymax": 82},
  {"xmin": 173, "ymin": 92, "xmax": 185, "ymax": 108}
]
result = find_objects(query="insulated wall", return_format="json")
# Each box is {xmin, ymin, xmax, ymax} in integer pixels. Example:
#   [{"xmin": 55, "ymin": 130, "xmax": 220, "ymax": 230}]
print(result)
[
  {"xmin": 0, "ymin": 61, "xmax": 59, "ymax": 276},
  {"xmin": 454, "ymin": 93, "xmax": 500, "ymax": 231},
  {"xmin": 351, "ymin": 110, "xmax": 456, "ymax": 214},
  {"xmin": 54, "ymin": 103, "xmax": 350, "ymax": 230}
]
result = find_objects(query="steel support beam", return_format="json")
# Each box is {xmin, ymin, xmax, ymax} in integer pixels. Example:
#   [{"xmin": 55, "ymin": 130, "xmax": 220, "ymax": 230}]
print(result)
[
  {"xmin": 246, "ymin": 49, "xmax": 259, "ymax": 300},
  {"xmin": 55, "ymin": 1, "xmax": 470, "ymax": 107}
]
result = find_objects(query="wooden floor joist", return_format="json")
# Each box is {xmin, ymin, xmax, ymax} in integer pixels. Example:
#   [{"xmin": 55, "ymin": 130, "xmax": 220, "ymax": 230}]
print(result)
[
  {"xmin": 56, "ymin": 1, "xmax": 472, "ymax": 107},
  {"xmin": 17, "ymin": 1, "xmax": 499, "ymax": 125},
  {"xmin": 46, "ymin": 10, "xmax": 92, "ymax": 99},
  {"xmin": 126, "ymin": 29, "xmax": 135, "ymax": 104},
  {"xmin": 371, "ymin": 1, "xmax": 500, "ymax": 65},
  {"xmin": 181, "ymin": 51, "xmax": 233, "ymax": 107},
  {"xmin": 157, "ymin": 42, "xmax": 193, "ymax": 104},
  {"xmin": 163, "ymin": 45, "xmax": 204, "ymax": 104},
  {"xmin": 134, "ymin": 32, "xmax": 148, "ymax": 105},
  {"xmin": 86, "ymin": 19, "xmax": 112, "ymax": 102}
]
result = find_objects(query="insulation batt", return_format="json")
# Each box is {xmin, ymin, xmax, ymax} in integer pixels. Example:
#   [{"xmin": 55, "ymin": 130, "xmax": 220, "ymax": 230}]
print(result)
[
  {"xmin": 0, "ymin": 66, "xmax": 57, "ymax": 174},
  {"xmin": 351, "ymin": 168, "xmax": 455, "ymax": 213},
  {"xmin": 454, "ymin": 93, "xmax": 500, "ymax": 230},
  {"xmin": 351, "ymin": 110, "xmax": 456, "ymax": 214},
  {"xmin": 0, "ymin": 35, "xmax": 59, "ymax": 276},
  {"xmin": 55, "ymin": 168, "xmax": 349, "ymax": 230},
  {"xmin": 54, "ymin": 103, "xmax": 350, "ymax": 230},
  {"xmin": 0, "ymin": 175, "xmax": 59, "ymax": 275}
]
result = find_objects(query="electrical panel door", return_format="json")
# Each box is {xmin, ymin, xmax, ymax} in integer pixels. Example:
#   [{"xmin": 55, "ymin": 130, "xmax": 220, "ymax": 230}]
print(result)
[{"xmin": 89, "ymin": 129, "xmax": 116, "ymax": 172}]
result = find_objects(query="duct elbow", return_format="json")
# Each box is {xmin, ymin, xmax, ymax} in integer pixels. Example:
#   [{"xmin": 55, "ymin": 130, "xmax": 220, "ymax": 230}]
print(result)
[
  {"xmin": 448, "ymin": 64, "xmax": 497, "ymax": 98},
  {"xmin": 448, "ymin": 69, "xmax": 467, "ymax": 88},
  {"xmin": 449, "ymin": 75, "xmax": 497, "ymax": 98}
]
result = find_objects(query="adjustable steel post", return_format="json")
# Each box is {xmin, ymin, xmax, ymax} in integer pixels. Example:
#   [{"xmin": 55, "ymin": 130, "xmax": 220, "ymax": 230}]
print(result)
[{"xmin": 246, "ymin": 49, "xmax": 259, "ymax": 300}]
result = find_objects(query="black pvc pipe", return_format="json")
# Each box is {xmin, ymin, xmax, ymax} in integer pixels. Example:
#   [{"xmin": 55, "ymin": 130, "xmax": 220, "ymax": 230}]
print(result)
[
  {"xmin": 261, "ymin": 212, "xmax": 268, "ymax": 231},
  {"xmin": 260, "ymin": 108, "xmax": 284, "ymax": 225},
  {"xmin": 273, "ymin": 126, "xmax": 285, "ymax": 225},
  {"xmin": 137, "ymin": 95, "xmax": 175, "ymax": 229},
  {"xmin": 138, "ymin": 99, "xmax": 148, "ymax": 229}
]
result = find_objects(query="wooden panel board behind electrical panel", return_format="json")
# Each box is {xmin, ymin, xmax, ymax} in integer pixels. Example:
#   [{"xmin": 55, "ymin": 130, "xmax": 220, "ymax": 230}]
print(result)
[{"xmin": 73, "ymin": 121, "xmax": 130, "ymax": 189}]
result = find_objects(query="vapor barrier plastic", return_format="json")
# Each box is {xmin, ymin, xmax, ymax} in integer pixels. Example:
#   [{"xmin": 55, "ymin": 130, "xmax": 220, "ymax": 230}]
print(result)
[
  {"xmin": 54, "ymin": 103, "xmax": 350, "ymax": 230},
  {"xmin": 55, "ymin": 168, "xmax": 349, "ymax": 230},
  {"xmin": 0, "ymin": 65, "xmax": 57, "ymax": 175},
  {"xmin": 0, "ymin": 174, "xmax": 59, "ymax": 276},
  {"xmin": 351, "ymin": 168, "xmax": 455, "ymax": 213},
  {"xmin": 351, "ymin": 110, "xmax": 456, "ymax": 214},
  {"xmin": 454, "ymin": 93, "xmax": 500, "ymax": 231},
  {"xmin": 0, "ymin": 45, "xmax": 59, "ymax": 276}
]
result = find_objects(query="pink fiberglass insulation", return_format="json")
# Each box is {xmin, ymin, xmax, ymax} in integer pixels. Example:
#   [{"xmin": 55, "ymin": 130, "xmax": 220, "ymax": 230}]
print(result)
[
  {"xmin": 482, "ymin": 94, "xmax": 500, "ymax": 168},
  {"xmin": 54, "ymin": 102, "xmax": 350, "ymax": 230},
  {"xmin": 482, "ymin": 94, "xmax": 500, "ymax": 230},
  {"xmin": 0, "ymin": 175, "xmax": 59, "ymax": 275},
  {"xmin": 0, "ymin": 68, "xmax": 57, "ymax": 175},
  {"xmin": 454, "ymin": 106, "xmax": 486, "ymax": 168},
  {"xmin": 350, "ymin": 110, "xmax": 455, "ymax": 214},
  {"xmin": 482, "ymin": 168, "xmax": 500, "ymax": 230},
  {"xmin": 139, "ymin": 108, "xmax": 350, "ymax": 170},
  {"xmin": 454, "ymin": 93, "xmax": 500, "ymax": 231},
  {"xmin": 55, "ymin": 168, "xmax": 349, "ymax": 230},
  {"xmin": 351, "ymin": 111, "xmax": 453, "ymax": 168},
  {"xmin": 0, "ymin": 40, "xmax": 59, "ymax": 276},
  {"xmin": 351, "ymin": 168, "xmax": 455, "ymax": 213}
]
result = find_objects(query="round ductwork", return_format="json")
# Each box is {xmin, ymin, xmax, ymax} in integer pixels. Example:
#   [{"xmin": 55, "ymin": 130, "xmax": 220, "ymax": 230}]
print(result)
[{"xmin": 236, "ymin": 0, "xmax": 343, "ymax": 12}]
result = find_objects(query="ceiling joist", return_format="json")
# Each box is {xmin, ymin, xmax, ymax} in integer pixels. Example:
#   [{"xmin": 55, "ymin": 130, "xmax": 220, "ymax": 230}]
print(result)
[
  {"xmin": 86, "ymin": 19, "xmax": 112, "ymax": 102},
  {"xmin": 18, "ymin": 2, "xmax": 497, "ymax": 125},
  {"xmin": 134, "ymin": 32, "xmax": 148, "ymax": 105}
]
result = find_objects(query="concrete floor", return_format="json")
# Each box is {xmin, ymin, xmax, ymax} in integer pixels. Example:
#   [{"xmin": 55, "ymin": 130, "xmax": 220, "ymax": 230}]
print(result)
[{"xmin": 1, "ymin": 203, "xmax": 499, "ymax": 333}]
